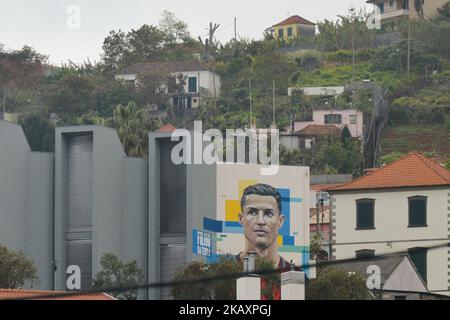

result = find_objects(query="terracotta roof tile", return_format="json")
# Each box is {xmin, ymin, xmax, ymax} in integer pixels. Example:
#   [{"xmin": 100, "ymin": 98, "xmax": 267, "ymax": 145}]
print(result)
[
  {"xmin": 298, "ymin": 124, "xmax": 341, "ymax": 136},
  {"xmin": 156, "ymin": 124, "xmax": 176, "ymax": 133},
  {"xmin": 273, "ymin": 15, "xmax": 316, "ymax": 27},
  {"xmin": 0, "ymin": 289, "xmax": 115, "ymax": 300},
  {"xmin": 311, "ymin": 183, "xmax": 341, "ymax": 191},
  {"xmin": 325, "ymin": 152, "xmax": 450, "ymax": 191}
]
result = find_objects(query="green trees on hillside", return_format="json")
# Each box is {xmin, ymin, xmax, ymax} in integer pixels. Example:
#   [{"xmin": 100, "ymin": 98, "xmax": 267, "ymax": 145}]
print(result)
[{"xmin": 0, "ymin": 244, "xmax": 38, "ymax": 289}]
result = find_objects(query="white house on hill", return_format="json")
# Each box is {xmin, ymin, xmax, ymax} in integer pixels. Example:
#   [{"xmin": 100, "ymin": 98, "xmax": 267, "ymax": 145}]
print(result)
[{"xmin": 325, "ymin": 153, "xmax": 450, "ymax": 296}]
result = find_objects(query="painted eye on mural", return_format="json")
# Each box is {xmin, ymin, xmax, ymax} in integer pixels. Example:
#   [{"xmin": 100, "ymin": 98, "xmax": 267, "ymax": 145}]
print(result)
[{"xmin": 264, "ymin": 210, "xmax": 275, "ymax": 218}]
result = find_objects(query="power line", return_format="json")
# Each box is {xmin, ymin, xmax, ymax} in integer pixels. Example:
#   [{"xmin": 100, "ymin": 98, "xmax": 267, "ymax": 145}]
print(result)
[{"xmin": 5, "ymin": 240, "xmax": 450, "ymax": 300}]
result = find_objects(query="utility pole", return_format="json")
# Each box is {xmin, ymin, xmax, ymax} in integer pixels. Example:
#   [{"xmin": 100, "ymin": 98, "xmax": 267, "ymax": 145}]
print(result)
[
  {"xmin": 2, "ymin": 84, "xmax": 6, "ymax": 116},
  {"xmin": 234, "ymin": 17, "xmax": 237, "ymax": 42},
  {"xmin": 407, "ymin": 19, "xmax": 411, "ymax": 81},
  {"xmin": 249, "ymin": 80, "xmax": 253, "ymax": 128},
  {"xmin": 272, "ymin": 80, "xmax": 276, "ymax": 127}
]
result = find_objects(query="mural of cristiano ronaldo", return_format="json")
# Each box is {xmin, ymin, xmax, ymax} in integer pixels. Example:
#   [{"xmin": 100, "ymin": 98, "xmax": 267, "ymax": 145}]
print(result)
[{"xmin": 237, "ymin": 183, "xmax": 292, "ymax": 270}]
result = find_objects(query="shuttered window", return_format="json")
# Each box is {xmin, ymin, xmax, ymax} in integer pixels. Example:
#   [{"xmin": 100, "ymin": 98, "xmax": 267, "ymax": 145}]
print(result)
[
  {"xmin": 188, "ymin": 77, "xmax": 197, "ymax": 93},
  {"xmin": 408, "ymin": 196, "xmax": 427, "ymax": 227},
  {"xmin": 160, "ymin": 244, "xmax": 186, "ymax": 299},
  {"xmin": 287, "ymin": 27, "xmax": 293, "ymax": 37},
  {"xmin": 160, "ymin": 141, "xmax": 186, "ymax": 235},
  {"xmin": 66, "ymin": 134, "xmax": 93, "ymax": 290},
  {"xmin": 356, "ymin": 199, "xmax": 375, "ymax": 229}
]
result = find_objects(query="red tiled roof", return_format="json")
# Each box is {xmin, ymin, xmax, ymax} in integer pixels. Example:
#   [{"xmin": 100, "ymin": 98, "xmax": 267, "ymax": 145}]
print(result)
[
  {"xmin": 0, "ymin": 289, "xmax": 115, "ymax": 300},
  {"xmin": 156, "ymin": 124, "xmax": 176, "ymax": 133},
  {"xmin": 298, "ymin": 125, "xmax": 341, "ymax": 136},
  {"xmin": 273, "ymin": 15, "xmax": 316, "ymax": 27},
  {"xmin": 325, "ymin": 152, "xmax": 450, "ymax": 192},
  {"xmin": 311, "ymin": 183, "xmax": 341, "ymax": 191}
]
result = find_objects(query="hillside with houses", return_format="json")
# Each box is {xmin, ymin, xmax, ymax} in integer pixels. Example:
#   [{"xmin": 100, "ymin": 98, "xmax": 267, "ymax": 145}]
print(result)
[{"xmin": 1, "ymin": 0, "xmax": 450, "ymax": 302}]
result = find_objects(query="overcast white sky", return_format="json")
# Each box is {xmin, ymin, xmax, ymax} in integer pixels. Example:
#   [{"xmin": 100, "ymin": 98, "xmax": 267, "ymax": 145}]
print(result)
[{"xmin": 0, "ymin": 0, "xmax": 371, "ymax": 65}]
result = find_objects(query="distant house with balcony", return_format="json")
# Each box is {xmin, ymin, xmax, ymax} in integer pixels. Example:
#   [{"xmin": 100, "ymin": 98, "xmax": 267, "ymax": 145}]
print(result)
[
  {"xmin": 367, "ymin": 0, "xmax": 449, "ymax": 25},
  {"xmin": 267, "ymin": 15, "xmax": 316, "ymax": 41},
  {"xmin": 115, "ymin": 60, "xmax": 221, "ymax": 109}
]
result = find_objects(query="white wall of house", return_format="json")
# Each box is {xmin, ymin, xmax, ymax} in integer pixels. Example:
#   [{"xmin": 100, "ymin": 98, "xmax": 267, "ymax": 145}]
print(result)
[
  {"xmin": 115, "ymin": 70, "xmax": 220, "ymax": 109},
  {"xmin": 330, "ymin": 188, "xmax": 450, "ymax": 295}
]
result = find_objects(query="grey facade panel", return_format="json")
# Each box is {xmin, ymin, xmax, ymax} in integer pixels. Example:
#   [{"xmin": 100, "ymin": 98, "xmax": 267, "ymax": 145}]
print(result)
[{"xmin": 0, "ymin": 121, "xmax": 53, "ymax": 290}]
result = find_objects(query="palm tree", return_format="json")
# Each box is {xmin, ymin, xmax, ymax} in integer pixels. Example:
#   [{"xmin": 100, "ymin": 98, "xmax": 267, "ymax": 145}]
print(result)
[{"xmin": 109, "ymin": 101, "xmax": 162, "ymax": 157}]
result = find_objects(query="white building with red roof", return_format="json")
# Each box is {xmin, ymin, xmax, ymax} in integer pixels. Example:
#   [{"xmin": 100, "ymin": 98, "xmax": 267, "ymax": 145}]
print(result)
[{"xmin": 324, "ymin": 152, "xmax": 450, "ymax": 296}]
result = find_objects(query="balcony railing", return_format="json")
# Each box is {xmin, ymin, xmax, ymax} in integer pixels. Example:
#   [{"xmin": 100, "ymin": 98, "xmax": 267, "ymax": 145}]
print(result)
[{"xmin": 381, "ymin": 9, "xmax": 409, "ymax": 20}]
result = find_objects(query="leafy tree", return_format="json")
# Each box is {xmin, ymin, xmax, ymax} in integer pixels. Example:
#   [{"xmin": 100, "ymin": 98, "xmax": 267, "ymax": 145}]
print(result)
[
  {"xmin": 445, "ymin": 158, "xmax": 450, "ymax": 170},
  {"xmin": 43, "ymin": 69, "xmax": 95, "ymax": 117},
  {"xmin": 102, "ymin": 25, "xmax": 165, "ymax": 71},
  {"xmin": 317, "ymin": 140, "xmax": 362, "ymax": 176},
  {"xmin": 310, "ymin": 233, "xmax": 324, "ymax": 261},
  {"xmin": 437, "ymin": 1, "xmax": 450, "ymax": 20},
  {"xmin": 0, "ymin": 45, "xmax": 47, "ymax": 90},
  {"xmin": 159, "ymin": 11, "xmax": 191, "ymax": 45},
  {"xmin": 378, "ymin": 152, "xmax": 405, "ymax": 166},
  {"xmin": 250, "ymin": 52, "xmax": 298, "ymax": 94},
  {"xmin": 19, "ymin": 113, "xmax": 55, "ymax": 152},
  {"xmin": 306, "ymin": 267, "xmax": 371, "ymax": 300},
  {"xmin": 341, "ymin": 126, "xmax": 352, "ymax": 145},
  {"xmin": 0, "ymin": 243, "xmax": 38, "ymax": 289},
  {"xmin": 316, "ymin": 8, "xmax": 373, "ymax": 51},
  {"xmin": 171, "ymin": 257, "xmax": 280, "ymax": 300},
  {"xmin": 91, "ymin": 253, "xmax": 144, "ymax": 300},
  {"xmin": 91, "ymin": 79, "xmax": 135, "ymax": 117}
]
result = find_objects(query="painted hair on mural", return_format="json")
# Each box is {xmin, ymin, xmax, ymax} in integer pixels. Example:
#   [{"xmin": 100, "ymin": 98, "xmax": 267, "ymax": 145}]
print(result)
[{"xmin": 240, "ymin": 183, "xmax": 282, "ymax": 213}]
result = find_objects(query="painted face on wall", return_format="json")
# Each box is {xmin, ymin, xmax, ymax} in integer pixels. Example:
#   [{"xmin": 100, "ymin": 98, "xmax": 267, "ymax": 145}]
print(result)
[{"xmin": 239, "ymin": 194, "xmax": 285, "ymax": 250}]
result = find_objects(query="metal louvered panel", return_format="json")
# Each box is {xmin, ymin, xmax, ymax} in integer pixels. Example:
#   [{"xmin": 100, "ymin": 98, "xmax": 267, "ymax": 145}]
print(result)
[
  {"xmin": 67, "ymin": 134, "xmax": 93, "ymax": 231},
  {"xmin": 67, "ymin": 241, "xmax": 93, "ymax": 290},
  {"xmin": 160, "ymin": 244, "xmax": 186, "ymax": 300},
  {"xmin": 66, "ymin": 134, "xmax": 93, "ymax": 290},
  {"xmin": 160, "ymin": 141, "xmax": 186, "ymax": 235}
]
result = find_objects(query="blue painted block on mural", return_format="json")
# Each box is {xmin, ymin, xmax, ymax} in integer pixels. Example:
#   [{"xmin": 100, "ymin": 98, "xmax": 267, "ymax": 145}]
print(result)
[
  {"xmin": 224, "ymin": 221, "xmax": 241, "ymax": 228},
  {"xmin": 277, "ymin": 188, "xmax": 291, "ymax": 236},
  {"xmin": 203, "ymin": 217, "xmax": 222, "ymax": 233},
  {"xmin": 283, "ymin": 235, "xmax": 295, "ymax": 246}
]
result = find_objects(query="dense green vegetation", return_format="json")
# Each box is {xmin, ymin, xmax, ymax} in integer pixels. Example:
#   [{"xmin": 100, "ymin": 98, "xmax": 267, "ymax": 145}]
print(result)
[{"xmin": 1, "ymin": 4, "xmax": 450, "ymax": 170}]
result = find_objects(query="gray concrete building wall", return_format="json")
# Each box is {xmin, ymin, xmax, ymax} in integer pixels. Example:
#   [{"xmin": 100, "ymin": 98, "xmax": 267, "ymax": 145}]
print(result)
[
  {"xmin": 0, "ymin": 121, "xmax": 53, "ymax": 290},
  {"xmin": 186, "ymin": 163, "xmax": 217, "ymax": 263},
  {"xmin": 54, "ymin": 126, "xmax": 147, "ymax": 293}
]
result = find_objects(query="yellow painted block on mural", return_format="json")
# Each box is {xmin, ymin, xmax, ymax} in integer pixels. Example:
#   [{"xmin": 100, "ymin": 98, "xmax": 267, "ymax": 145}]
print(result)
[
  {"xmin": 238, "ymin": 180, "xmax": 258, "ymax": 199},
  {"xmin": 225, "ymin": 200, "xmax": 241, "ymax": 222},
  {"xmin": 277, "ymin": 235, "xmax": 283, "ymax": 246}
]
